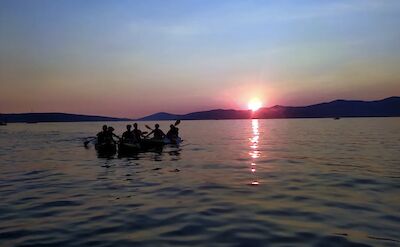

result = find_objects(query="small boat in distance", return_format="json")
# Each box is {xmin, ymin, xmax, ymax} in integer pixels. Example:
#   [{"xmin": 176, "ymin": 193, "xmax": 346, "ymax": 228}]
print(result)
[
  {"xmin": 26, "ymin": 121, "xmax": 38, "ymax": 124},
  {"xmin": 334, "ymin": 117, "xmax": 341, "ymax": 120},
  {"xmin": 0, "ymin": 121, "xmax": 7, "ymax": 126}
]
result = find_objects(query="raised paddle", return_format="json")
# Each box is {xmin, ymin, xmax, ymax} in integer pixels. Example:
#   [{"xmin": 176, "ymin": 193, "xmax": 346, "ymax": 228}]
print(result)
[{"xmin": 145, "ymin": 125, "xmax": 153, "ymax": 130}]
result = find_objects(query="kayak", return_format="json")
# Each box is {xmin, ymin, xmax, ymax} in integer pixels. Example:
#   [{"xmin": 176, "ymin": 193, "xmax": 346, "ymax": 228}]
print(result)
[
  {"xmin": 118, "ymin": 142, "xmax": 141, "ymax": 154},
  {"xmin": 95, "ymin": 142, "xmax": 117, "ymax": 155},
  {"xmin": 163, "ymin": 137, "xmax": 182, "ymax": 145},
  {"xmin": 140, "ymin": 137, "xmax": 182, "ymax": 149},
  {"xmin": 140, "ymin": 139, "xmax": 165, "ymax": 150},
  {"xmin": 93, "ymin": 137, "xmax": 182, "ymax": 156}
]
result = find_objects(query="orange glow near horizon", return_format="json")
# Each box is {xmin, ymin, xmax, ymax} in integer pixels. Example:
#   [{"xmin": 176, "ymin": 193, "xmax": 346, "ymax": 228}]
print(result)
[{"xmin": 248, "ymin": 98, "xmax": 262, "ymax": 111}]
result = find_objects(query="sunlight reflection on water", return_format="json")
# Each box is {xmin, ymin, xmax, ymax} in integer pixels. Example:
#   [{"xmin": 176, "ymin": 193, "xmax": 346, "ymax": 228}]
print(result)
[{"xmin": 249, "ymin": 119, "xmax": 260, "ymax": 185}]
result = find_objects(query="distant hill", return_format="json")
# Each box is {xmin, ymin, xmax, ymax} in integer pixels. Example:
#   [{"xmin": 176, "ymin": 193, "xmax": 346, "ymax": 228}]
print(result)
[
  {"xmin": 139, "ymin": 112, "xmax": 182, "ymax": 121},
  {"xmin": 138, "ymin": 96, "xmax": 400, "ymax": 120},
  {"xmin": 0, "ymin": 113, "xmax": 130, "ymax": 123}
]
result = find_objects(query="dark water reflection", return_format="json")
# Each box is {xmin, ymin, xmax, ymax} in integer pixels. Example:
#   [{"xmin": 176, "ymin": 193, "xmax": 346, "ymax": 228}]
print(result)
[{"xmin": 0, "ymin": 118, "xmax": 400, "ymax": 246}]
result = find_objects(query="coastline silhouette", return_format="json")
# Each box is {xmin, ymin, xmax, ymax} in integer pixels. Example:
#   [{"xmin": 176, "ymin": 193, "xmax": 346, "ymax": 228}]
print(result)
[{"xmin": 1, "ymin": 96, "xmax": 399, "ymax": 123}]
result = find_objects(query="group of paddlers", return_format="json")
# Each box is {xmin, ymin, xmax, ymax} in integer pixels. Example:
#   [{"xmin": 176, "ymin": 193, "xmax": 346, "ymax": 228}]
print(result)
[{"xmin": 96, "ymin": 122, "xmax": 180, "ymax": 145}]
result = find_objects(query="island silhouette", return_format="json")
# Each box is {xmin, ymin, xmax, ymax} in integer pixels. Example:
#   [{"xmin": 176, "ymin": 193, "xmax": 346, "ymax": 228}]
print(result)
[{"xmin": 1, "ymin": 96, "xmax": 399, "ymax": 123}]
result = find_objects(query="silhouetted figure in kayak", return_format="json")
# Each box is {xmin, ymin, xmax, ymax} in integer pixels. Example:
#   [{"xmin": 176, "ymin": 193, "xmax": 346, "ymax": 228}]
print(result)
[
  {"xmin": 105, "ymin": 126, "xmax": 119, "ymax": 144},
  {"xmin": 166, "ymin": 124, "xmax": 179, "ymax": 139},
  {"xmin": 133, "ymin": 123, "xmax": 145, "ymax": 141},
  {"xmin": 97, "ymin": 125, "xmax": 108, "ymax": 143},
  {"xmin": 122, "ymin": 124, "xmax": 136, "ymax": 143},
  {"xmin": 146, "ymin": 124, "xmax": 165, "ymax": 140}
]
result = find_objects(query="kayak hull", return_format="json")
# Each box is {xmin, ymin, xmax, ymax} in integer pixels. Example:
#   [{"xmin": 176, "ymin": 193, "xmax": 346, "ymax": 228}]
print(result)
[
  {"xmin": 140, "ymin": 139, "xmax": 164, "ymax": 150},
  {"xmin": 95, "ymin": 142, "xmax": 117, "ymax": 156},
  {"xmin": 93, "ymin": 137, "xmax": 182, "ymax": 156},
  {"xmin": 118, "ymin": 142, "xmax": 141, "ymax": 155},
  {"xmin": 164, "ymin": 137, "xmax": 182, "ymax": 145},
  {"xmin": 140, "ymin": 137, "xmax": 182, "ymax": 150}
]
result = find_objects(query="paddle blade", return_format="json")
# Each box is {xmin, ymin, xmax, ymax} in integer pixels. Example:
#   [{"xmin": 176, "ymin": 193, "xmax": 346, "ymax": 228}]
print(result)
[
  {"xmin": 83, "ymin": 137, "xmax": 96, "ymax": 147},
  {"xmin": 145, "ymin": 125, "xmax": 153, "ymax": 130},
  {"xmin": 174, "ymin": 119, "xmax": 181, "ymax": 126}
]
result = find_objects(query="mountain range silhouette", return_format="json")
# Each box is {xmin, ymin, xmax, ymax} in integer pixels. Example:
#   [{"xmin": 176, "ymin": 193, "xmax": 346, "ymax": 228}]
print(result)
[
  {"xmin": 1, "ymin": 97, "xmax": 399, "ymax": 123},
  {"xmin": 139, "ymin": 96, "xmax": 400, "ymax": 120}
]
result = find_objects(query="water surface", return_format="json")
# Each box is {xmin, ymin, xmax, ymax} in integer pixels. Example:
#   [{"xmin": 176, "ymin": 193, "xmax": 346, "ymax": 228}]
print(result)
[{"xmin": 1, "ymin": 118, "xmax": 399, "ymax": 246}]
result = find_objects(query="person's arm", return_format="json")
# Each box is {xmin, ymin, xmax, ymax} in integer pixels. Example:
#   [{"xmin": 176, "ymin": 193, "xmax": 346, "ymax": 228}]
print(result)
[{"xmin": 112, "ymin": 133, "xmax": 120, "ymax": 141}]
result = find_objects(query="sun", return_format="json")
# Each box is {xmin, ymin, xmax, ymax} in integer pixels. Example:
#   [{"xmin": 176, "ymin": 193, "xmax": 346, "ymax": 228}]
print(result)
[{"xmin": 248, "ymin": 99, "xmax": 262, "ymax": 111}]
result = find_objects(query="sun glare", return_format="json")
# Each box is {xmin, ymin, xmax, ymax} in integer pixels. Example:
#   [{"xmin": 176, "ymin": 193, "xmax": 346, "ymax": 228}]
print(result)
[{"xmin": 248, "ymin": 99, "xmax": 262, "ymax": 111}]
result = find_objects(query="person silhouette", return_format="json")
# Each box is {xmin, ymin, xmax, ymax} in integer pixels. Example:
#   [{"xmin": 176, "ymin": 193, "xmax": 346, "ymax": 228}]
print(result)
[
  {"xmin": 133, "ymin": 123, "xmax": 145, "ymax": 141},
  {"xmin": 147, "ymin": 124, "xmax": 165, "ymax": 140},
  {"xmin": 96, "ymin": 125, "xmax": 108, "ymax": 143},
  {"xmin": 106, "ymin": 126, "xmax": 119, "ymax": 144},
  {"xmin": 166, "ymin": 124, "xmax": 179, "ymax": 139},
  {"xmin": 122, "ymin": 124, "xmax": 136, "ymax": 143}
]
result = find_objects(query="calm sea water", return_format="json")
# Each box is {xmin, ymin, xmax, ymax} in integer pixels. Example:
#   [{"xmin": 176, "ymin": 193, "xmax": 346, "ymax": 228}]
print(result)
[{"xmin": 0, "ymin": 118, "xmax": 399, "ymax": 247}]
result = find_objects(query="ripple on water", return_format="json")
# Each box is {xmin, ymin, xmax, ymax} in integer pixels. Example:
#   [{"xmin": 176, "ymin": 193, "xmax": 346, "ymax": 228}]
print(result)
[{"xmin": 322, "ymin": 201, "xmax": 377, "ymax": 212}]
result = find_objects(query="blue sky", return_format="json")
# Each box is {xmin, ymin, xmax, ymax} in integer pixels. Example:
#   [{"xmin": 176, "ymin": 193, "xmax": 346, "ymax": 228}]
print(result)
[{"xmin": 1, "ymin": 0, "xmax": 400, "ymax": 117}]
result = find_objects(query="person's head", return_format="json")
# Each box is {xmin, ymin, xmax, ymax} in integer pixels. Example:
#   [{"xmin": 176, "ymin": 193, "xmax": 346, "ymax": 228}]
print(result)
[
  {"xmin": 102, "ymin": 125, "xmax": 107, "ymax": 131},
  {"xmin": 133, "ymin": 123, "xmax": 138, "ymax": 129},
  {"xmin": 126, "ymin": 124, "xmax": 132, "ymax": 130},
  {"xmin": 108, "ymin": 126, "xmax": 114, "ymax": 132},
  {"xmin": 170, "ymin": 124, "xmax": 174, "ymax": 129},
  {"xmin": 155, "ymin": 124, "xmax": 160, "ymax": 129}
]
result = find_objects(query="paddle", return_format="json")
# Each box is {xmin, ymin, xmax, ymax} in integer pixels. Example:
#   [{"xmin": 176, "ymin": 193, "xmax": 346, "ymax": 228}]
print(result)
[
  {"xmin": 144, "ymin": 125, "xmax": 156, "ymax": 138},
  {"xmin": 84, "ymin": 137, "xmax": 96, "ymax": 147},
  {"xmin": 113, "ymin": 134, "xmax": 122, "ymax": 144}
]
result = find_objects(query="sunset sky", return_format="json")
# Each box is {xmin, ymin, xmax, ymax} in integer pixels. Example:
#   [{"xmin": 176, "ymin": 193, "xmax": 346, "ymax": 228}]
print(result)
[{"xmin": 1, "ymin": 0, "xmax": 400, "ymax": 118}]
